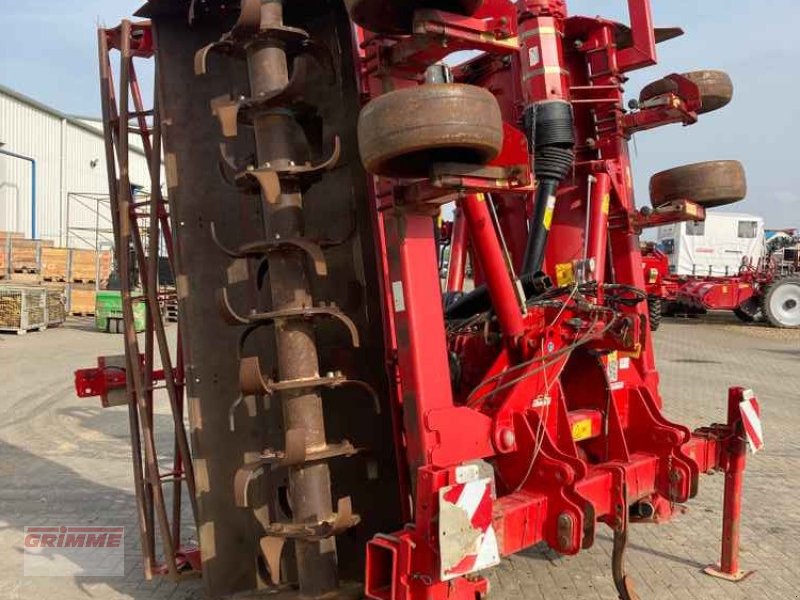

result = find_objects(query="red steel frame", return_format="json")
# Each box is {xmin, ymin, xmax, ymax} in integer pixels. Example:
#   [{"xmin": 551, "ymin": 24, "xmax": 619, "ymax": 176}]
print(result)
[
  {"xmin": 74, "ymin": 3, "xmax": 759, "ymax": 598},
  {"xmin": 359, "ymin": 1, "xmax": 757, "ymax": 598},
  {"xmin": 76, "ymin": 21, "xmax": 200, "ymax": 579}
]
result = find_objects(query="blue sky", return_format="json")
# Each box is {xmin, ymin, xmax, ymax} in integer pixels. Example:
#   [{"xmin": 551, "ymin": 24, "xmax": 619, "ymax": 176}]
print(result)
[{"xmin": 1, "ymin": 0, "xmax": 798, "ymax": 229}]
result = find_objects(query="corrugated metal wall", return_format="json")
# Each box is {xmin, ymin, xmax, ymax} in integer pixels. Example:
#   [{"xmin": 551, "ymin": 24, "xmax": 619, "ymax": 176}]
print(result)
[{"xmin": 0, "ymin": 87, "xmax": 159, "ymax": 249}]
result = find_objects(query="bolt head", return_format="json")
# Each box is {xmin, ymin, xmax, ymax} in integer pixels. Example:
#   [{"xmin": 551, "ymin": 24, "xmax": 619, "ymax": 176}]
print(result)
[{"xmin": 500, "ymin": 428, "xmax": 515, "ymax": 450}]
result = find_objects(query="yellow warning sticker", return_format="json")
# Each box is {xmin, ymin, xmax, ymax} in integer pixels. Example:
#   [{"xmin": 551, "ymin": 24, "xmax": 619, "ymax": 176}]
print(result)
[
  {"xmin": 555, "ymin": 262, "xmax": 575, "ymax": 287},
  {"xmin": 606, "ymin": 351, "xmax": 619, "ymax": 382},
  {"xmin": 543, "ymin": 195, "xmax": 556, "ymax": 230},
  {"xmin": 572, "ymin": 419, "xmax": 593, "ymax": 442},
  {"xmin": 602, "ymin": 193, "xmax": 611, "ymax": 215}
]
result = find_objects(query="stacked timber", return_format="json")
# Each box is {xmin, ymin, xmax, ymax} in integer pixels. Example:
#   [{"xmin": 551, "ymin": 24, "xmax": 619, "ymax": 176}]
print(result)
[
  {"xmin": 1, "ymin": 233, "xmax": 24, "ymax": 279},
  {"xmin": 69, "ymin": 284, "xmax": 97, "ymax": 316},
  {"xmin": 160, "ymin": 287, "xmax": 179, "ymax": 322},
  {"xmin": 41, "ymin": 247, "xmax": 70, "ymax": 282},
  {"xmin": 0, "ymin": 235, "xmax": 113, "ymax": 287},
  {"xmin": 46, "ymin": 288, "xmax": 67, "ymax": 325},
  {"xmin": 70, "ymin": 249, "xmax": 112, "ymax": 284},
  {"xmin": 10, "ymin": 239, "xmax": 53, "ymax": 273},
  {"xmin": 0, "ymin": 286, "xmax": 48, "ymax": 334}
]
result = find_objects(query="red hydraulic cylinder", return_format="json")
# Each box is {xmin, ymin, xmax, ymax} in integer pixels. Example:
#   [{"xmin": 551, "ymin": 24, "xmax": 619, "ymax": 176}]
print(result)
[
  {"xmin": 460, "ymin": 193, "xmax": 525, "ymax": 341},
  {"xmin": 517, "ymin": 6, "xmax": 569, "ymax": 103},
  {"xmin": 704, "ymin": 387, "xmax": 754, "ymax": 582},
  {"xmin": 586, "ymin": 172, "xmax": 611, "ymax": 284},
  {"xmin": 446, "ymin": 204, "xmax": 467, "ymax": 293}
]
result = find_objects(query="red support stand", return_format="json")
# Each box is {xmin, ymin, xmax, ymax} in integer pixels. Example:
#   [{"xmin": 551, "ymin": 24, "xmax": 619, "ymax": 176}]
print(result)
[{"xmin": 704, "ymin": 387, "xmax": 756, "ymax": 582}]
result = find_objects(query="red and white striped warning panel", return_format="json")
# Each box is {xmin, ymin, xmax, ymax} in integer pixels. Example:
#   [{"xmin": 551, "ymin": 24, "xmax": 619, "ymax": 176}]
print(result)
[
  {"xmin": 739, "ymin": 389, "xmax": 764, "ymax": 454},
  {"xmin": 438, "ymin": 477, "xmax": 500, "ymax": 581}
]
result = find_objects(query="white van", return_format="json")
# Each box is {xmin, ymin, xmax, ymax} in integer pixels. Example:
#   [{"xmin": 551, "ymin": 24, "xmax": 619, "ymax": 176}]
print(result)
[{"xmin": 656, "ymin": 213, "xmax": 765, "ymax": 277}]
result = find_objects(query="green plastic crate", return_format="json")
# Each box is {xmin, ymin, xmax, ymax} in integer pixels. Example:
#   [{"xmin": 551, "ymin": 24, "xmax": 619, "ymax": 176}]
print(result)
[{"xmin": 95, "ymin": 291, "xmax": 146, "ymax": 333}]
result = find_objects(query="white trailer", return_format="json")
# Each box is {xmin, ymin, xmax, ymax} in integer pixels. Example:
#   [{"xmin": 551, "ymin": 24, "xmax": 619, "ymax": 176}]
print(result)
[{"xmin": 656, "ymin": 213, "xmax": 765, "ymax": 277}]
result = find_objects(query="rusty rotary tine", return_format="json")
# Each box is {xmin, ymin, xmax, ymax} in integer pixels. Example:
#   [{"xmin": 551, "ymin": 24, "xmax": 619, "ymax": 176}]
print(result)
[{"xmin": 244, "ymin": 0, "xmax": 338, "ymax": 595}]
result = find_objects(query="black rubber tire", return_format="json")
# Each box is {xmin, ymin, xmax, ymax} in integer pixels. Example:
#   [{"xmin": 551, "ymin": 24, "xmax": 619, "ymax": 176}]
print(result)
[
  {"xmin": 648, "ymin": 296, "xmax": 663, "ymax": 331},
  {"xmin": 660, "ymin": 300, "xmax": 678, "ymax": 317},
  {"xmin": 346, "ymin": 0, "xmax": 483, "ymax": 34},
  {"xmin": 650, "ymin": 160, "xmax": 747, "ymax": 209},
  {"xmin": 761, "ymin": 276, "xmax": 800, "ymax": 329},
  {"xmin": 733, "ymin": 296, "xmax": 763, "ymax": 323},
  {"xmin": 639, "ymin": 70, "xmax": 733, "ymax": 115},
  {"xmin": 358, "ymin": 83, "xmax": 503, "ymax": 179}
]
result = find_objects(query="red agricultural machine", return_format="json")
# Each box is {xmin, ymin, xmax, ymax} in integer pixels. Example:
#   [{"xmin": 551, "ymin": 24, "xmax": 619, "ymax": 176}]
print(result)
[
  {"xmin": 641, "ymin": 241, "xmax": 800, "ymax": 329},
  {"xmin": 75, "ymin": 1, "xmax": 768, "ymax": 599}
]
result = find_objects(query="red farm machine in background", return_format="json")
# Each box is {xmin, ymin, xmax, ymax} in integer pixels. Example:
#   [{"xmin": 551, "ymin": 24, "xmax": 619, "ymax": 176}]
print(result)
[
  {"xmin": 640, "ymin": 237, "xmax": 800, "ymax": 329},
  {"xmin": 76, "ymin": 1, "xmax": 768, "ymax": 599}
]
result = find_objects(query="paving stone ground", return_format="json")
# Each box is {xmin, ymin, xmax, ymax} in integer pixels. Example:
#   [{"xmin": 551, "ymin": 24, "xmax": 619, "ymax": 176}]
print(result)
[{"xmin": 0, "ymin": 314, "xmax": 797, "ymax": 600}]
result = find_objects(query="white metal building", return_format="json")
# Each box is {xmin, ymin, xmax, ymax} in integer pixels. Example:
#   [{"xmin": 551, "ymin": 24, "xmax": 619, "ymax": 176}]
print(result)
[{"xmin": 0, "ymin": 84, "xmax": 158, "ymax": 249}]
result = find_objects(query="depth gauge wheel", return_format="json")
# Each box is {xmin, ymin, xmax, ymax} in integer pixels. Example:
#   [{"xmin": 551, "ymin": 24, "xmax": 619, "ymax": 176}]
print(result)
[
  {"xmin": 358, "ymin": 83, "xmax": 503, "ymax": 179},
  {"xmin": 639, "ymin": 70, "xmax": 733, "ymax": 115},
  {"xmin": 648, "ymin": 296, "xmax": 663, "ymax": 331},
  {"xmin": 761, "ymin": 276, "xmax": 800, "ymax": 328},
  {"xmin": 346, "ymin": 0, "xmax": 483, "ymax": 34},
  {"xmin": 650, "ymin": 160, "xmax": 747, "ymax": 209}
]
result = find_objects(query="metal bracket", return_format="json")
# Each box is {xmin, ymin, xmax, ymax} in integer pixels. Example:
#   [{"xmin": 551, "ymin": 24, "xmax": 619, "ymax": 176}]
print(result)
[
  {"xmin": 236, "ymin": 137, "xmax": 342, "ymax": 195},
  {"xmin": 217, "ymin": 287, "xmax": 360, "ymax": 346},
  {"xmin": 234, "ymin": 431, "xmax": 359, "ymax": 507},
  {"xmin": 397, "ymin": 162, "xmax": 533, "ymax": 207},
  {"xmin": 238, "ymin": 356, "xmax": 381, "ymax": 413},
  {"xmin": 210, "ymin": 222, "xmax": 328, "ymax": 276},
  {"xmin": 195, "ymin": 24, "xmax": 311, "ymax": 75},
  {"xmin": 259, "ymin": 536, "xmax": 286, "ymax": 585},
  {"xmin": 207, "ymin": 54, "xmax": 327, "ymax": 138},
  {"xmin": 217, "ymin": 136, "xmax": 340, "ymax": 202},
  {"xmin": 264, "ymin": 497, "xmax": 360, "ymax": 541}
]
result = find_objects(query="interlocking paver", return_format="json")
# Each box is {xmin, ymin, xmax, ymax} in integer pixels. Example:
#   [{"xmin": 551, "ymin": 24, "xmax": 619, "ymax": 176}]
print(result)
[{"xmin": 0, "ymin": 314, "xmax": 797, "ymax": 599}]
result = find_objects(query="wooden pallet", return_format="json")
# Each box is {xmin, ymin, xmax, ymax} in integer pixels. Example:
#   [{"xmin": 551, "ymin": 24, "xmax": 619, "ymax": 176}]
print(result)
[
  {"xmin": 10, "ymin": 239, "xmax": 49, "ymax": 272},
  {"xmin": 70, "ymin": 249, "xmax": 112, "ymax": 284},
  {"xmin": 41, "ymin": 247, "xmax": 69, "ymax": 282},
  {"xmin": 69, "ymin": 286, "xmax": 96, "ymax": 315},
  {"xmin": 0, "ymin": 325, "xmax": 47, "ymax": 336},
  {"xmin": 69, "ymin": 311, "xmax": 96, "ymax": 317},
  {"xmin": 9, "ymin": 273, "xmax": 42, "ymax": 285}
]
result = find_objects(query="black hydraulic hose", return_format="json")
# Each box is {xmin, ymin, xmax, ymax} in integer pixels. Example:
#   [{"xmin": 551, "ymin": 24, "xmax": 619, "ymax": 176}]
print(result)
[
  {"xmin": 445, "ymin": 271, "xmax": 550, "ymax": 320},
  {"xmin": 522, "ymin": 178, "xmax": 559, "ymax": 275},
  {"xmin": 445, "ymin": 101, "xmax": 575, "ymax": 321}
]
